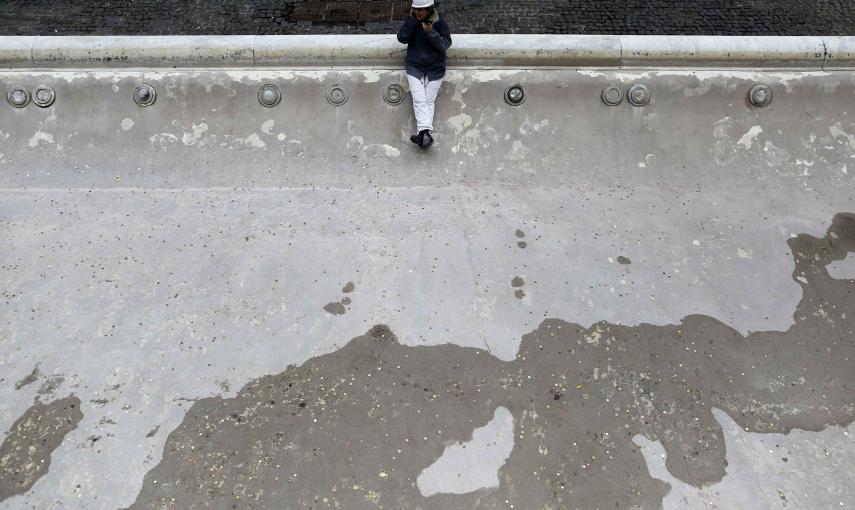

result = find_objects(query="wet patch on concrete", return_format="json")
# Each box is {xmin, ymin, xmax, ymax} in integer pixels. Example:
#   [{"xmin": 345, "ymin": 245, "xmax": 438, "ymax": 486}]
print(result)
[
  {"xmin": 323, "ymin": 301, "xmax": 347, "ymax": 315},
  {"xmin": 636, "ymin": 408, "xmax": 855, "ymax": 509},
  {"xmin": 0, "ymin": 396, "xmax": 83, "ymax": 502},
  {"xmin": 617, "ymin": 255, "xmax": 632, "ymax": 265},
  {"xmin": 128, "ymin": 325, "xmax": 506, "ymax": 508},
  {"xmin": 511, "ymin": 276, "xmax": 526, "ymax": 299},
  {"xmin": 129, "ymin": 214, "xmax": 855, "ymax": 509},
  {"xmin": 35, "ymin": 375, "xmax": 64, "ymax": 400},
  {"xmin": 14, "ymin": 366, "xmax": 40, "ymax": 390},
  {"xmin": 325, "ymin": 282, "xmax": 356, "ymax": 315}
]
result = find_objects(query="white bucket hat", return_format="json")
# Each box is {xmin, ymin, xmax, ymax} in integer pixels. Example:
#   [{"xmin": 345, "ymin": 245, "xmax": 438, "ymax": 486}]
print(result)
[{"xmin": 412, "ymin": 0, "xmax": 435, "ymax": 8}]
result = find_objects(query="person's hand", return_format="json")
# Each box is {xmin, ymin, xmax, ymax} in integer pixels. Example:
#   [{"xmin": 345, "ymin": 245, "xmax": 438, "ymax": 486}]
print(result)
[{"xmin": 421, "ymin": 21, "xmax": 433, "ymax": 32}]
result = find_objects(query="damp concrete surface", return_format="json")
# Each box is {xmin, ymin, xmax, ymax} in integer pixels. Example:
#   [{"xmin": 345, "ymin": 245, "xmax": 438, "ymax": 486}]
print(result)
[
  {"xmin": 1, "ymin": 68, "xmax": 854, "ymax": 509},
  {"xmin": 125, "ymin": 214, "xmax": 855, "ymax": 509}
]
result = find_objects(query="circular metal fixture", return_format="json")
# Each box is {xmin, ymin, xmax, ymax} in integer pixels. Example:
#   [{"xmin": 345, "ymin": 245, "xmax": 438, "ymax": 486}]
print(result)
[
  {"xmin": 326, "ymin": 84, "xmax": 349, "ymax": 106},
  {"xmin": 601, "ymin": 84, "xmax": 623, "ymax": 106},
  {"xmin": 258, "ymin": 84, "xmax": 281, "ymax": 108},
  {"xmin": 383, "ymin": 84, "xmax": 405, "ymax": 105},
  {"xmin": 627, "ymin": 84, "xmax": 649, "ymax": 106},
  {"xmin": 504, "ymin": 84, "xmax": 526, "ymax": 106},
  {"xmin": 32, "ymin": 85, "xmax": 55, "ymax": 108},
  {"xmin": 7, "ymin": 85, "xmax": 29, "ymax": 108},
  {"xmin": 133, "ymin": 83, "xmax": 156, "ymax": 107},
  {"xmin": 748, "ymin": 84, "xmax": 772, "ymax": 108}
]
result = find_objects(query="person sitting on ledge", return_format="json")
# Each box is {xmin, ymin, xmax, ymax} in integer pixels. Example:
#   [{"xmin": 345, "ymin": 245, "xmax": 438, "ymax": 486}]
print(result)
[{"xmin": 397, "ymin": 0, "xmax": 452, "ymax": 149}]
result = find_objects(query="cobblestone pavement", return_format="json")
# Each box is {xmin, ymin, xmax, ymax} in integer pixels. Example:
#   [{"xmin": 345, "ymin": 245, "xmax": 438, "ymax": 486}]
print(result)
[{"xmin": 1, "ymin": 0, "xmax": 853, "ymax": 36}]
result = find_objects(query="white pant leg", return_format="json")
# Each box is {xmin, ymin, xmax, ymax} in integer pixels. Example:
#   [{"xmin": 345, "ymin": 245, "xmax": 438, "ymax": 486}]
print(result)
[
  {"xmin": 422, "ymin": 77, "xmax": 443, "ymax": 132},
  {"xmin": 406, "ymin": 74, "xmax": 430, "ymax": 132},
  {"xmin": 407, "ymin": 74, "xmax": 443, "ymax": 132}
]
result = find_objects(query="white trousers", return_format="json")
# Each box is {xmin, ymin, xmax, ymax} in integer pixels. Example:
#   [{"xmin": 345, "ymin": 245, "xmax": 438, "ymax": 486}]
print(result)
[{"xmin": 407, "ymin": 74, "xmax": 443, "ymax": 132}]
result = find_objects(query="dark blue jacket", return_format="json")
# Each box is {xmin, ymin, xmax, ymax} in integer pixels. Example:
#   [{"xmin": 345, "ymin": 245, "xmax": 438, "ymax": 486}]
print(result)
[{"xmin": 397, "ymin": 12, "xmax": 452, "ymax": 81}]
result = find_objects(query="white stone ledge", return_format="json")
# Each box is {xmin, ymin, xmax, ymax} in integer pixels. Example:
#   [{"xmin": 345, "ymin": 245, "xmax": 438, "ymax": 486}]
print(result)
[{"xmin": 0, "ymin": 35, "xmax": 854, "ymax": 69}]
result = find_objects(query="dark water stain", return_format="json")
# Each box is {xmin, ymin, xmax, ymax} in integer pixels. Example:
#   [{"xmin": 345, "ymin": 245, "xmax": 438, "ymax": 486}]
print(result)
[
  {"xmin": 145, "ymin": 426, "xmax": 160, "ymax": 438},
  {"xmin": 342, "ymin": 282, "xmax": 355, "ymax": 294},
  {"xmin": 341, "ymin": 296, "xmax": 352, "ymax": 305},
  {"xmin": 511, "ymin": 276, "xmax": 525, "ymax": 288},
  {"xmin": 515, "ymin": 229, "xmax": 525, "ymax": 238},
  {"xmin": 323, "ymin": 302, "xmax": 346, "ymax": 315},
  {"xmin": 14, "ymin": 366, "xmax": 39, "ymax": 390},
  {"xmin": 517, "ymin": 241, "xmax": 527, "ymax": 249},
  {"xmin": 515, "ymin": 289, "xmax": 526, "ymax": 299},
  {"xmin": 0, "ymin": 396, "xmax": 83, "ymax": 502},
  {"xmin": 617, "ymin": 255, "xmax": 631, "ymax": 265},
  {"xmin": 129, "ymin": 214, "xmax": 855, "ymax": 510}
]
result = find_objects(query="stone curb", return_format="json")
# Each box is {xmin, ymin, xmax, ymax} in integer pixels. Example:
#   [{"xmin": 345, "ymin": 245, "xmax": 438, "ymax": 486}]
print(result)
[{"xmin": 0, "ymin": 35, "xmax": 853, "ymax": 68}]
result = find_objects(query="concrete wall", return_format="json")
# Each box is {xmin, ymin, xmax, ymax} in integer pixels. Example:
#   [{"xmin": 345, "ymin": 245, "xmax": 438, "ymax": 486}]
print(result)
[{"xmin": 1, "ymin": 35, "xmax": 854, "ymax": 68}]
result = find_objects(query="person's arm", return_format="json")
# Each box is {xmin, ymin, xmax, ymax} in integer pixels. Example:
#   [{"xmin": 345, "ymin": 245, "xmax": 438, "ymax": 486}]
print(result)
[
  {"xmin": 426, "ymin": 21, "xmax": 452, "ymax": 52},
  {"xmin": 397, "ymin": 16, "xmax": 418, "ymax": 44}
]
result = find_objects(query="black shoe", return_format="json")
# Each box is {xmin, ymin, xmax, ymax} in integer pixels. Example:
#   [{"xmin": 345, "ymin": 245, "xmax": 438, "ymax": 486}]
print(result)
[
  {"xmin": 420, "ymin": 130, "xmax": 433, "ymax": 149},
  {"xmin": 410, "ymin": 132, "xmax": 424, "ymax": 146}
]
